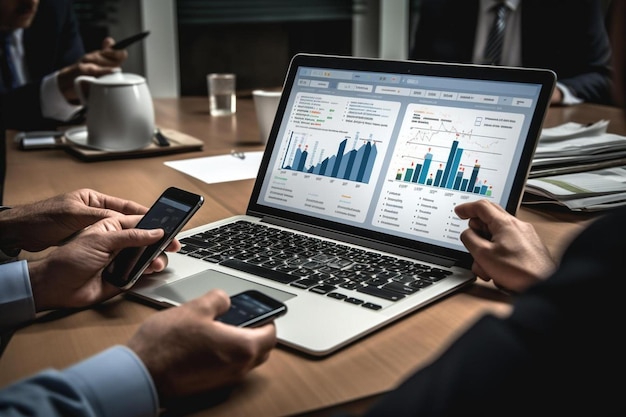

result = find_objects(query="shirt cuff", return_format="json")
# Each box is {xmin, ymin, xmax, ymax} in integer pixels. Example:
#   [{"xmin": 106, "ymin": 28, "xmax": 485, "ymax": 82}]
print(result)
[
  {"xmin": 63, "ymin": 345, "xmax": 159, "ymax": 417},
  {"xmin": 41, "ymin": 72, "xmax": 84, "ymax": 121},
  {"xmin": 556, "ymin": 82, "xmax": 583, "ymax": 106},
  {"xmin": 0, "ymin": 260, "xmax": 36, "ymax": 329}
]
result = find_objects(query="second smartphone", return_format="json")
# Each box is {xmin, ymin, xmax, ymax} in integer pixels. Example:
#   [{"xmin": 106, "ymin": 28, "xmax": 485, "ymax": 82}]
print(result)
[
  {"xmin": 103, "ymin": 187, "xmax": 203, "ymax": 289},
  {"xmin": 217, "ymin": 290, "xmax": 288, "ymax": 328}
]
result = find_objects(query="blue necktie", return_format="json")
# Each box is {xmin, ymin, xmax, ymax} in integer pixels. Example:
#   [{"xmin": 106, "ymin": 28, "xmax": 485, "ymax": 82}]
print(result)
[
  {"xmin": 1, "ymin": 32, "xmax": 19, "ymax": 89},
  {"xmin": 484, "ymin": 3, "xmax": 509, "ymax": 65}
]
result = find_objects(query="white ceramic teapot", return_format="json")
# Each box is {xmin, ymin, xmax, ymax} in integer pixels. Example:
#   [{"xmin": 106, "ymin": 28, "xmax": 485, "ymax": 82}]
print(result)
[{"xmin": 74, "ymin": 70, "xmax": 155, "ymax": 151}]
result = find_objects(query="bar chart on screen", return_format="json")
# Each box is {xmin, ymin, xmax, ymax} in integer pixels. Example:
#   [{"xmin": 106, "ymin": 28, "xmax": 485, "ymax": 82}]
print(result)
[
  {"xmin": 280, "ymin": 130, "xmax": 380, "ymax": 184},
  {"xmin": 387, "ymin": 104, "xmax": 524, "ymax": 199},
  {"xmin": 373, "ymin": 104, "xmax": 524, "ymax": 241}
]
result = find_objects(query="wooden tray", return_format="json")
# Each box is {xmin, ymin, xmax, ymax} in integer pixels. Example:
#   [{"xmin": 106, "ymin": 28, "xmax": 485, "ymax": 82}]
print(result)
[{"xmin": 62, "ymin": 127, "xmax": 203, "ymax": 162}]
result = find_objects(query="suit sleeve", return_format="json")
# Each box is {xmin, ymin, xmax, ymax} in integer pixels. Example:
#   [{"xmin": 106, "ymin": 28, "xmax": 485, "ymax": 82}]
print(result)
[
  {"xmin": 0, "ymin": 346, "xmax": 159, "ymax": 417},
  {"xmin": 1, "ymin": 0, "xmax": 85, "ymax": 130},
  {"xmin": 360, "ymin": 206, "xmax": 626, "ymax": 416}
]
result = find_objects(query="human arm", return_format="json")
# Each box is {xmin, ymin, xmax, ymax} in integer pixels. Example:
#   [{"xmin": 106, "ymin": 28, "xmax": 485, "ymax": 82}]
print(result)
[
  {"xmin": 359, "ymin": 206, "xmax": 626, "ymax": 416},
  {"xmin": 27, "ymin": 214, "xmax": 180, "ymax": 312},
  {"xmin": 0, "ymin": 346, "xmax": 158, "ymax": 417},
  {"xmin": 523, "ymin": 0, "xmax": 613, "ymax": 106},
  {"xmin": 0, "ymin": 189, "xmax": 149, "ymax": 253},
  {"xmin": 127, "ymin": 289, "xmax": 277, "ymax": 402},
  {"xmin": 454, "ymin": 199, "xmax": 556, "ymax": 293},
  {"xmin": 0, "ymin": 289, "xmax": 277, "ymax": 416},
  {"xmin": 1, "ymin": 0, "xmax": 85, "ymax": 130},
  {"xmin": 56, "ymin": 36, "xmax": 128, "ymax": 104},
  {"xmin": 0, "ymin": 261, "xmax": 35, "ymax": 329},
  {"xmin": 0, "ymin": 213, "xmax": 178, "ymax": 329}
]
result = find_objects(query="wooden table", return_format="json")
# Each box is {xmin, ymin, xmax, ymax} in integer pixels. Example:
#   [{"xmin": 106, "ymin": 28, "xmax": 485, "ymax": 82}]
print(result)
[{"xmin": 0, "ymin": 98, "xmax": 619, "ymax": 416}]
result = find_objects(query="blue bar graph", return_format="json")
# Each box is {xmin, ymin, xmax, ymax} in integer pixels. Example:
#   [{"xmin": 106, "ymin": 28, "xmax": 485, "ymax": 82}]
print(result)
[
  {"xmin": 282, "ymin": 132, "xmax": 378, "ymax": 184},
  {"xmin": 395, "ymin": 140, "xmax": 493, "ymax": 196}
]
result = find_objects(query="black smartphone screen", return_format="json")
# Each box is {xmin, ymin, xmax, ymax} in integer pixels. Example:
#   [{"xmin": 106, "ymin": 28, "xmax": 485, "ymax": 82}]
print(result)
[
  {"xmin": 103, "ymin": 187, "xmax": 203, "ymax": 289},
  {"xmin": 217, "ymin": 290, "xmax": 287, "ymax": 327}
]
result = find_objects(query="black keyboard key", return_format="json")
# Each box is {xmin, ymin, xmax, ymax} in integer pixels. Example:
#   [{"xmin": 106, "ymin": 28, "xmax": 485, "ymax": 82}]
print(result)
[
  {"xmin": 383, "ymin": 281, "xmax": 418, "ymax": 295},
  {"xmin": 357, "ymin": 285, "xmax": 406, "ymax": 301},
  {"xmin": 327, "ymin": 292, "xmax": 348, "ymax": 300},
  {"xmin": 290, "ymin": 278, "xmax": 319, "ymax": 289},
  {"xmin": 345, "ymin": 297, "xmax": 364, "ymax": 305},
  {"xmin": 219, "ymin": 259, "xmax": 297, "ymax": 284},
  {"xmin": 362, "ymin": 302, "xmax": 382, "ymax": 310},
  {"xmin": 309, "ymin": 284, "xmax": 336, "ymax": 294}
]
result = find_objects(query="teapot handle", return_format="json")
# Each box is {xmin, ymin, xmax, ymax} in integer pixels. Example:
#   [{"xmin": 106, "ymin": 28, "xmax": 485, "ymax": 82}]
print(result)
[{"xmin": 74, "ymin": 75, "xmax": 96, "ymax": 106}]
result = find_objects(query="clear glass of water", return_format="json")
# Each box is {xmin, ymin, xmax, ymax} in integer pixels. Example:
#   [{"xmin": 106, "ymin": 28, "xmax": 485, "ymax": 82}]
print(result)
[{"xmin": 207, "ymin": 73, "xmax": 236, "ymax": 116}]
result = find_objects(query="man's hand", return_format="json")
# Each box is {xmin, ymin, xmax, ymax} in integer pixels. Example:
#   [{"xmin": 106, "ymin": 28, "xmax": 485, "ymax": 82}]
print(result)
[
  {"xmin": 127, "ymin": 289, "xmax": 278, "ymax": 402},
  {"xmin": 0, "ymin": 188, "xmax": 148, "ymax": 252},
  {"xmin": 455, "ymin": 200, "xmax": 556, "ymax": 293},
  {"xmin": 57, "ymin": 37, "xmax": 128, "ymax": 103},
  {"xmin": 27, "ymin": 215, "xmax": 180, "ymax": 312}
]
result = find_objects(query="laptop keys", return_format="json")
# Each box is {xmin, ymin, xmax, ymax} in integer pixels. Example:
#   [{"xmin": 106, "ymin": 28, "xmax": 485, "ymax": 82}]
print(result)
[{"xmin": 181, "ymin": 221, "xmax": 451, "ymax": 307}]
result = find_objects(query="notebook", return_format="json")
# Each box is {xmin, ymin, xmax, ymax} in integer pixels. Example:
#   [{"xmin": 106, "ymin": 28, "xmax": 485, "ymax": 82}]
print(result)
[{"xmin": 132, "ymin": 54, "xmax": 555, "ymax": 356}]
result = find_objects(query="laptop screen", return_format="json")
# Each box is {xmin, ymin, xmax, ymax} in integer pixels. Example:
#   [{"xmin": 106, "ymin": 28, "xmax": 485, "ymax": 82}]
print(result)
[{"xmin": 250, "ymin": 54, "xmax": 555, "ymax": 267}]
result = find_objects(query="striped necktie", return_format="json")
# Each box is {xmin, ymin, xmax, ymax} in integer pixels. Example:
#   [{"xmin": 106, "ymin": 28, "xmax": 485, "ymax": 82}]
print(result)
[
  {"xmin": 0, "ymin": 32, "xmax": 19, "ymax": 89},
  {"xmin": 483, "ymin": 3, "xmax": 509, "ymax": 65}
]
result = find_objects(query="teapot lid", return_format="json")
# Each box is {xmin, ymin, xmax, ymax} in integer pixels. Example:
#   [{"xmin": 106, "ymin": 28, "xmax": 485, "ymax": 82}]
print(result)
[{"xmin": 92, "ymin": 69, "xmax": 146, "ymax": 86}]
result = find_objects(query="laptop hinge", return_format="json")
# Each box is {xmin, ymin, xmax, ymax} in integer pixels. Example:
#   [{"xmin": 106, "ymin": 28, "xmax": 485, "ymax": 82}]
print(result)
[{"xmin": 259, "ymin": 216, "xmax": 457, "ymax": 267}]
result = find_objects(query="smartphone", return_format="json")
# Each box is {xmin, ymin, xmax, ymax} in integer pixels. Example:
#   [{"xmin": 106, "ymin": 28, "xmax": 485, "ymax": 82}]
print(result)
[
  {"xmin": 112, "ymin": 30, "xmax": 150, "ymax": 50},
  {"xmin": 103, "ymin": 187, "xmax": 203, "ymax": 289},
  {"xmin": 217, "ymin": 290, "xmax": 287, "ymax": 328}
]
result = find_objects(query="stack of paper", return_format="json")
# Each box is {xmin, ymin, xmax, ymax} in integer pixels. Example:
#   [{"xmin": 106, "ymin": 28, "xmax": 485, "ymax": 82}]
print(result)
[
  {"xmin": 525, "ymin": 167, "xmax": 626, "ymax": 211},
  {"xmin": 524, "ymin": 120, "xmax": 626, "ymax": 211},
  {"xmin": 529, "ymin": 120, "xmax": 626, "ymax": 178}
]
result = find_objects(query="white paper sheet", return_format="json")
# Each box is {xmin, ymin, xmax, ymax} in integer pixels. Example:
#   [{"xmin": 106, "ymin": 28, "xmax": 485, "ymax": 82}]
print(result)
[{"xmin": 164, "ymin": 151, "xmax": 264, "ymax": 184}]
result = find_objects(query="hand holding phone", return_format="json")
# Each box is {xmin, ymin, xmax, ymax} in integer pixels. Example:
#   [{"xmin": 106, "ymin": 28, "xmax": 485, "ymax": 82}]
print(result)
[
  {"xmin": 217, "ymin": 290, "xmax": 287, "ymax": 328},
  {"xmin": 103, "ymin": 187, "xmax": 203, "ymax": 289},
  {"xmin": 112, "ymin": 30, "xmax": 150, "ymax": 50}
]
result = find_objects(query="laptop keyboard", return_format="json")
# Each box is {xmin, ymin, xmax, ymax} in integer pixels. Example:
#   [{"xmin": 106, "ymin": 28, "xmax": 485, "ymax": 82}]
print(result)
[{"xmin": 178, "ymin": 220, "xmax": 453, "ymax": 310}]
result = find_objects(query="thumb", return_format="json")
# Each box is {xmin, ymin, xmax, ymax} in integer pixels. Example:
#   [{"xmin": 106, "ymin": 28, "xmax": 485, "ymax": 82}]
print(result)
[
  {"xmin": 101, "ymin": 36, "xmax": 116, "ymax": 49},
  {"xmin": 109, "ymin": 228, "xmax": 164, "ymax": 251}
]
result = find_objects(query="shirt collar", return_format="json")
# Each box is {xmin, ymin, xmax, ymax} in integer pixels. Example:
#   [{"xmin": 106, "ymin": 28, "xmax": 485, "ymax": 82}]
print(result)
[{"xmin": 481, "ymin": 0, "xmax": 521, "ymax": 13}]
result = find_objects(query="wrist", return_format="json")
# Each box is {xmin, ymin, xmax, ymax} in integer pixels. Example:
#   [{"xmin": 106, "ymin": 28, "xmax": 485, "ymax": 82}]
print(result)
[{"xmin": 0, "ymin": 207, "xmax": 22, "ymax": 260}]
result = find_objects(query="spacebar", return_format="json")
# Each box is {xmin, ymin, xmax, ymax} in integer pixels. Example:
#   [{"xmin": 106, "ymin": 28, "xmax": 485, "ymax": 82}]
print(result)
[{"xmin": 219, "ymin": 259, "xmax": 297, "ymax": 284}]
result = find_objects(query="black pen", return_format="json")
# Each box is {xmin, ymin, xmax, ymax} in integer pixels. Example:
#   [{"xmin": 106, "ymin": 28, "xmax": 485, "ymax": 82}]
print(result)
[{"xmin": 112, "ymin": 30, "xmax": 150, "ymax": 50}]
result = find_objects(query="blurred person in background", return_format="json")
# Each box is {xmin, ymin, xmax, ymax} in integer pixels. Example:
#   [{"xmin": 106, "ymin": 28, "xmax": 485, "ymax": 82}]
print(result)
[{"xmin": 410, "ymin": 0, "xmax": 613, "ymax": 106}]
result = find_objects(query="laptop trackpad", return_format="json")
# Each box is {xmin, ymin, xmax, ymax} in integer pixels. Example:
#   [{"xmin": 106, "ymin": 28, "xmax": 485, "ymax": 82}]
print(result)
[{"xmin": 152, "ymin": 269, "xmax": 296, "ymax": 304}]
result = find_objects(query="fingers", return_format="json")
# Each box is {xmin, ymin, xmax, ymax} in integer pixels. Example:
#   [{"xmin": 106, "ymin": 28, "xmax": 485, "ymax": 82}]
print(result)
[
  {"xmin": 455, "ymin": 199, "xmax": 504, "ymax": 221},
  {"xmin": 101, "ymin": 36, "xmax": 115, "ymax": 49},
  {"xmin": 455, "ymin": 200, "xmax": 509, "ymax": 237},
  {"xmin": 91, "ymin": 192, "xmax": 148, "ymax": 216},
  {"xmin": 189, "ymin": 289, "xmax": 232, "ymax": 319},
  {"xmin": 459, "ymin": 226, "xmax": 492, "ymax": 257},
  {"xmin": 107, "ymin": 227, "xmax": 164, "ymax": 252}
]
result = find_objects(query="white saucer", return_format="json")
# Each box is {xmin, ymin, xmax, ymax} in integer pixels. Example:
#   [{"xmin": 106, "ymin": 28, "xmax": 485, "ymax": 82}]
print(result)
[{"xmin": 64, "ymin": 126, "xmax": 148, "ymax": 153}]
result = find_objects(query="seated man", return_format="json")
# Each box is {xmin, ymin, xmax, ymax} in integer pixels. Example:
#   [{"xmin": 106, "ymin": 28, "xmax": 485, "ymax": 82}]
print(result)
[
  {"xmin": 0, "ymin": 0, "xmax": 128, "ymax": 130},
  {"xmin": 410, "ymin": 0, "xmax": 613, "ymax": 106}
]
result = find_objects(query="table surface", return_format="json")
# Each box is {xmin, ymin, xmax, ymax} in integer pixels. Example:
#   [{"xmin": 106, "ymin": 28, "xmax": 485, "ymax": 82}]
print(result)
[{"xmin": 1, "ymin": 98, "xmax": 622, "ymax": 416}]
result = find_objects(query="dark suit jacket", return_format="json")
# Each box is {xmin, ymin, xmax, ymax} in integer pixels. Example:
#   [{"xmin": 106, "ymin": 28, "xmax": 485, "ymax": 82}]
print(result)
[
  {"xmin": 0, "ymin": 0, "xmax": 84, "ymax": 130},
  {"xmin": 410, "ymin": 0, "xmax": 614, "ymax": 105},
  {"xmin": 354, "ymin": 204, "xmax": 626, "ymax": 415}
]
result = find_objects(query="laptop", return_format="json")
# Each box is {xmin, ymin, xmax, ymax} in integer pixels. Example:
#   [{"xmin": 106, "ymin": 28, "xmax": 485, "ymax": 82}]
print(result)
[{"xmin": 132, "ymin": 53, "xmax": 555, "ymax": 356}]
